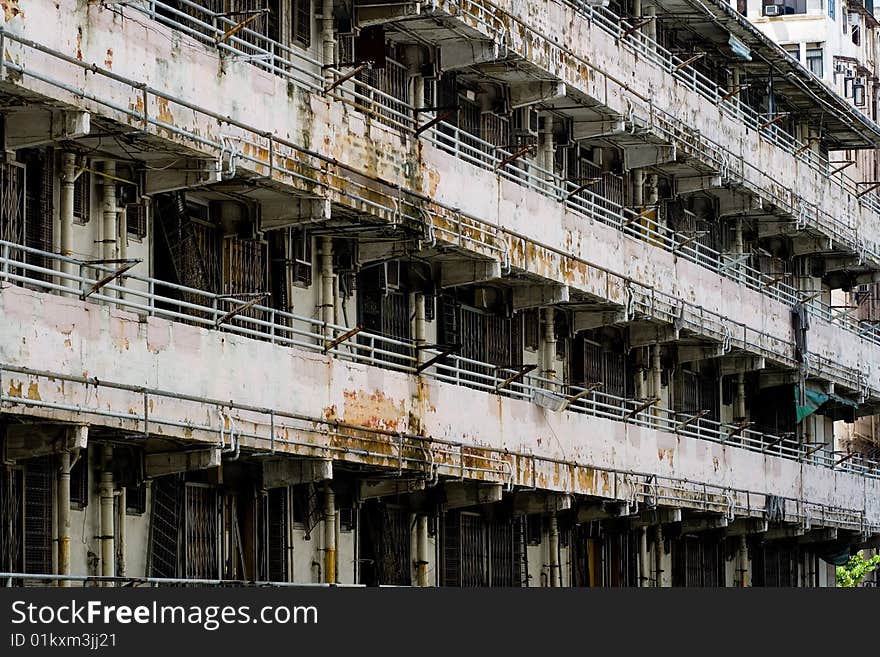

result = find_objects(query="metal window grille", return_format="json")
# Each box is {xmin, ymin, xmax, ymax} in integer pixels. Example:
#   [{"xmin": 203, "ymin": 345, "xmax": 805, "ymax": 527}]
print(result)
[
  {"xmin": 184, "ymin": 483, "xmax": 219, "ymax": 579},
  {"xmin": 0, "ymin": 463, "xmax": 24, "ymax": 578},
  {"xmin": 73, "ymin": 169, "xmax": 89, "ymax": 224},
  {"xmin": 148, "ymin": 475, "xmax": 182, "ymax": 578},
  {"xmin": 23, "ymin": 457, "xmax": 53, "ymax": 580},
  {"xmin": 70, "ymin": 447, "xmax": 88, "ymax": 509}
]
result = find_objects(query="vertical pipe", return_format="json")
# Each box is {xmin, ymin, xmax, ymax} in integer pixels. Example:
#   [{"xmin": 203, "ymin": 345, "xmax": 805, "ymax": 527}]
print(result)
[
  {"xmin": 653, "ymin": 523, "xmax": 663, "ymax": 587},
  {"xmin": 542, "ymin": 307, "xmax": 557, "ymax": 385},
  {"xmin": 651, "ymin": 344, "xmax": 662, "ymax": 418},
  {"xmin": 632, "ymin": 169, "xmax": 644, "ymax": 208},
  {"xmin": 541, "ymin": 114, "xmax": 555, "ymax": 183},
  {"xmin": 100, "ymin": 445, "xmax": 115, "ymax": 582},
  {"xmin": 322, "ymin": 0, "xmax": 334, "ymax": 84},
  {"xmin": 647, "ymin": 173, "xmax": 660, "ymax": 229},
  {"xmin": 734, "ymin": 373, "xmax": 746, "ymax": 422},
  {"xmin": 101, "ymin": 161, "xmax": 118, "ymax": 261},
  {"xmin": 737, "ymin": 534, "xmax": 749, "ymax": 587},
  {"xmin": 57, "ymin": 451, "xmax": 71, "ymax": 587},
  {"xmin": 323, "ymin": 482, "xmax": 336, "ymax": 584},
  {"xmin": 645, "ymin": 6, "xmax": 656, "ymax": 47},
  {"xmin": 548, "ymin": 514, "xmax": 560, "ymax": 587},
  {"xmin": 59, "ymin": 153, "xmax": 76, "ymax": 289},
  {"xmin": 320, "ymin": 236, "xmax": 333, "ymax": 338},
  {"xmin": 414, "ymin": 293, "xmax": 426, "ymax": 367},
  {"xmin": 118, "ymin": 207, "xmax": 128, "ymax": 302},
  {"xmin": 415, "ymin": 514, "xmax": 429, "ymax": 587},
  {"xmin": 116, "ymin": 486, "xmax": 126, "ymax": 579},
  {"xmin": 639, "ymin": 527, "xmax": 650, "ymax": 587},
  {"xmin": 412, "ymin": 75, "xmax": 425, "ymax": 130}
]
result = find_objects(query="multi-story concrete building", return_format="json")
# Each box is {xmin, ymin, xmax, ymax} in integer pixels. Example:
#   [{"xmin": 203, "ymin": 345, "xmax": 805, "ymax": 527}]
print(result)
[{"xmin": 3, "ymin": 0, "xmax": 880, "ymax": 587}]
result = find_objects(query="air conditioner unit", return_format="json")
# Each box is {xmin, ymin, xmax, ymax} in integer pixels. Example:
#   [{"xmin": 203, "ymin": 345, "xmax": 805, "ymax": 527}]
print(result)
[
  {"xmin": 764, "ymin": 4, "xmax": 782, "ymax": 15},
  {"xmin": 512, "ymin": 106, "xmax": 539, "ymax": 137},
  {"xmin": 834, "ymin": 61, "xmax": 846, "ymax": 74}
]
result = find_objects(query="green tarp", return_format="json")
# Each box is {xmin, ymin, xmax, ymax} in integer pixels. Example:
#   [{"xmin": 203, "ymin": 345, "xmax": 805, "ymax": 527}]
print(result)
[{"xmin": 794, "ymin": 385, "xmax": 859, "ymax": 423}]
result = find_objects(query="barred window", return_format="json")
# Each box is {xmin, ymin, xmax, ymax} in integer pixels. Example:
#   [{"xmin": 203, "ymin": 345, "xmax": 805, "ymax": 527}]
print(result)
[
  {"xmin": 293, "ymin": 0, "xmax": 311, "ymax": 48},
  {"xmin": 70, "ymin": 448, "xmax": 88, "ymax": 509},
  {"xmin": 126, "ymin": 202, "xmax": 147, "ymax": 239},
  {"xmin": 73, "ymin": 170, "xmax": 90, "ymax": 224}
]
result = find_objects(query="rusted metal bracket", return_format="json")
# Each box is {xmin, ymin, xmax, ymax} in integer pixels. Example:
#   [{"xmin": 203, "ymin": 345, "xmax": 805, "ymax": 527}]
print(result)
[
  {"xmin": 833, "ymin": 451, "xmax": 857, "ymax": 467},
  {"xmin": 494, "ymin": 144, "xmax": 535, "ymax": 171},
  {"xmin": 324, "ymin": 325, "xmax": 364, "ymax": 353},
  {"xmin": 762, "ymin": 432, "xmax": 795, "ymax": 452},
  {"xmin": 323, "ymin": 63, "xmax": 369, "ymax": 94},
  {"xmin": 620, "ymin": 16, "xmax": 656, "ymax": 39},
  {"xmin": 673, "ymin": 231, "xmax": 708, "ymax": 253},
  {"xmin": 215, "ymin": 293, "xmax": 268, "ymax": 327},
  {"xmin": 856, "ymin": 181, "xmax": 880, "ymax": 198},
  {"xmin": 763, "ymin": 273, "xmax": 788, "ymax": 288},
  {"xmin": 623, "ymin": 205, "xmax": 657, "ymax": 225},
  {"xmin": 673, "ymin": 409, "xmax": 709, "ymax": 434},
  {"xmin": 803, "ymin": 441, "xmax": 828, "ymax": 458},
  {"xmin": 830, "ymin": 160, "xmax": 855, "ymax": 175},
  {"xmin": 563, "ymin": 382, "xmax": 603, "ymax": 410},
  {"xmin": 415, "ymin": 108, "xmax": 457, "ymax": 137},
  {"xmin": 758, "ymin": 113, "xmax": 789, "ymax": 130},
  {"xmin": 565, "ymin": 177, "xmax": 603, "ymax": 199},
  {"xmin": 624, "ymin": 397, "xmax": 657, "ymax": 421},
  {"xmin": 415, "ymin": 343, "xmax": 461, "ymax": 374},
  {"xmin": 673, "ymin": 53, "xmax": 705, "ymax": 72},
  {"xmin": 494, "ymin": 364, "xmax": 537, "ymax": 392},
  {"xmin": 719, "ymin": 83, "xmax": 750, "ymax": 103},
  {"xmin": 80, "ymin": 259, "xmax": 140, "ymax": 300},
  {"xmin": 723, "ymin": 419, "xmax": 751, "ymax": 442},
  {"xmin": 794, "ymin": 137, "xmax": 820, "ymax": 156},
  {"xmin": 215, "ymin": 9, "xmax": 268, "ymax": 44}
]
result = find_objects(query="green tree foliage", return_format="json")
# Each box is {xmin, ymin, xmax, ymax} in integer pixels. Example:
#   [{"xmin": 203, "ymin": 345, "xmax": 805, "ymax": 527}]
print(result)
[{"xmin": 836, "ymin": 551, "xmax": 880, "ymax": 587}]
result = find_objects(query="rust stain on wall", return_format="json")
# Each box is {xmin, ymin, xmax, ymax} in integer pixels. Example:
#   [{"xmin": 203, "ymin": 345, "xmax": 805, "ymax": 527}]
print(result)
[
  {"xmin": 1, "ymin": 0, "xmax": 23, "ymax": 21},
  {"xmin": 104, "ymin": 48, "xmax": 113, "ymax": 69},
  {"xmin": 7, "ymin": 379, "xmax": 21, "ymax": 398},
  {"xmin": 26, "ymin": 382, "xmax": 40, "ymax": 401},
  {"xmin": 341, "ymin": 389, "xmax": 406, "ymax": 432}
]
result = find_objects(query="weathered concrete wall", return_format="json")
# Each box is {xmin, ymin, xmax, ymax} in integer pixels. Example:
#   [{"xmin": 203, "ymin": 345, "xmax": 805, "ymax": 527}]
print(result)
[{"xmin": 1, "ymin": 284, "xmax": 876, "ymax": 526}]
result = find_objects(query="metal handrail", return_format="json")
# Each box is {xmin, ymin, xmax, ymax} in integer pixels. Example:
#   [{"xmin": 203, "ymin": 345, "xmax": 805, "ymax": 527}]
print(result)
[{"xmin": 1, "ymin": 240, "xmax": 879, "ymax": 481}]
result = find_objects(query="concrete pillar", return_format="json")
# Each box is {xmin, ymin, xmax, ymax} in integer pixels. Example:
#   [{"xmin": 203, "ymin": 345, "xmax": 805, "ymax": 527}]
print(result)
[
  {"xmin": 412, "ymin": 75, "xmax": 425, "ymax": 129},
  {"xmin": 632, "ymin": 169, "xmax": 645, "ymax": 208},
  {"xmin": 653, "ymin": 523, "xmax": 664, "ymax": 587},
  {"xmin": 734, "ymin": 373, "xmax": 746, "ymax": 422},
  {"xmin": 542, "ymin": 307, "xmax": 557, "ymax": 386},
  {"xmin": 59, "ymin": 152, "xmax": 76, "ymax": 289},
  {"xmin": 323, "ymin": 482, "xmax": 336, "ymax": 584},
  {"xmin": 322, "ymin": 0, "xmax": 334, "ymax": 84},
  {"xmin": 645, "ymin": 6, "xmax": 657, "ymax": 47},
  {"xmin": 639, "ymin": 527, "xmax": 650, "ymax": 587},
  {"xmin": 320, "ymin": 236, "xmax": 334, "ymax": 338},
  {"xmin": 414, "ymin": 293, "xmax": 426, "ymax": 366},
  {"xmin": 548, "ymin": 514, "xmax": 560, "ymax": 587},
  {"xmin": 100, "ymin": 445, "xmax": 115, "ymax": 582},
  {"xmin": 651, "ymin": 344, "xmax": 662, "ymax": 419},
  {"xmin": 646, "ymin": 173, "xmax": 660, "ymax": 230},
  {"xmin": 116, "ymin": 486, "xmax": 126, "ymax": 579},
  {"xmin": 415, "ymin": 514, "xmax": 430, "ymax": 587},
  {"xmin": 541, "ymin": 114, "xmax": 555, "ymax": 185},
  {"xmin": 57, "ymin": 451, "xmax": 72, "ymax": 587},
  {"xmin": 101, "ymin": 161, "xmax": 117, "ymax": 263},
  {"xmin": 737, "ymin": 534, "xmax": 750, "ymax": 587}
]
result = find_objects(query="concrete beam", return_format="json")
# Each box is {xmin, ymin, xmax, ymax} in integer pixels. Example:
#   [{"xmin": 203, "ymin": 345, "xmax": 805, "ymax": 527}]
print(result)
[
  {"xmin": 576, "ymin": 501, "xmax": 631, "ymax": 523},
  {"xmin": 629, "ymin": 323, "xmax": 679, "ymax": 348},
  {"xmin": 512, "ymin": 491, "xmax": 572, "ymax": 515},
  {"xmin": 145, "ymin": 448, "xmax": 221, "ymax": 477},
  {"xmin": 791, "ymin": 236, "xmax": 835, "ymax": 257},
  {"xmin": 675, "ymin": 175, "xmax": 723, "ymax": 195},
  {"xmin": 511, "ymin": 284, "xmax": 570, "ymax": 310},
  {"xmin": 762, "ymin": 525, "xmax": 806, "ymax": 541},
  {"xmin": 798, "ymin": 528, "xmax": 838, "ymax": 544},
  {"xmin": 443, "ymin": 482, "xmax": 504, "ymax": 509},
  {"xmin": 680, "ymin": 515, "xmax": 729, "ymax": 533},
  {"xmin": 725, "ymin": 518, "xmax": 769, "ymax": 537},
  {"xmin": 354, "ymin": 1, "xmax": 420, "ymax": 27},
  {"xmin": 623, "ymin": 144, "xmax": 676, "ymax": 171},
  {"xmin": 4, "ymin": 424, "xmax": 88, "ymax": 461},
  {"xmin": 677, "ymin": 345, "xmax": 725, "ymax": 364},
  {"xmin": 758, "ymin": 371, "xmax": 799, "ymax": 389},
  {"xmin": 262, "ymin": 458, "xmax": 332, "ymax": 488},
  {"xmin": 440, "ymin": 40, "xmax": 500, "ymax": 71},
  {"xmin": 572, "ymin": 119, "xmax": 627, "ymax": 141},
  {"xmin": 719, "ymin": 356, "xmax": 766, "ymax": 375},
  {"xmin": 628, "ymin": 507, "xmax": 682, "ymax": 528},
  {"xmin": 572, "ymin": 310, "xmax": 628, "ymax": 332},
  {"xmin": 260, "ymin": 197, "xmax": 331, "ymax": 231},
  {"xmin": 715, "ymin": 189, "xmax": 763, "ymax": 217},
  {"xmin": 440, "ymin": 260, "xmax": 502, "ymax": 288},
  {"xmin": 359, "ymin": 478, "xmax": 426, "ymax": 501},
  {"xmin": 144, "ymin": 159, "xmax": 222, "ymax": 194},
  {"xmin": 5, "ymin": 109, "xmax": 90, "ymax": 150},
  {"xmin": 509, "ymin": 81, "xmax": 567, "ymax": 109}
]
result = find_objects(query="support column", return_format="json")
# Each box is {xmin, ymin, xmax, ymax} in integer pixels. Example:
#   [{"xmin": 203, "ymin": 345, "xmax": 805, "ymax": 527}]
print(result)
[
  {"xmin": 548, "ymin": 514, "xmax": 560, "ymax": 587},
  {"xmin": 101, "ymin": 161, "xmax": 118, "ymax": 262},
  {"xmin": 322, "ymin": 0, "xmax": 335, "ymax": 85},
  {"xmin": 415, "ymin": 514, "xmax": 430, "ymax": 587},
  {"xmin": 323, "ymin": 482, "xmax": 336, "ymax": 584},
  {"xmin": 100, "ymin": 445, "xmax": 115, "ymax": 583},
  {"xmin": 59, "ymin": 152, "xmax": 76, "ymax": 290},
  {"xmin": 645, "ymin": 6, "xmax": 657, "ymax": 47},
  {"xmin": 653, "ymin": 523, "xmax": 664, "ymax": 587},
  {"xmin": 542, "ymin": 307, "xmax": 557, "ymax": 386},
  {"xmin": 736, "ymin": 534, "xmax": 750, "ymax": 587},
  {"xmin": 412, "ymin": 75, "xmax": 425, "ymax": 130},
  {"xmin": 414, "ymin": 293, "xmax": 426, "ymax": 367},
  {"xmin": 57, "ymin": 450, "xmax": 72, "ymax": 587},
  {"xmin": 541, "ymin": 114, "xmax": 555, "ymax": 186},
  {"xmin": 639, "ymin": 527, "xmax": 650, "ymax": 587},
  {"xmin": 734, "ymin": 373, "xmax": 746, "ymax": 422},
  {"xmin": 651, "ymin": 344, "xmax": 662, "ymax": 419},
  {"xmin": 320, "ymin": 236, "xmax": 334, "ymax": 338},
  {"xmin": 632, "ymin": 169, "xmax": 645, "ymax": 209},
  {"xmin": 116, "ymin": 486, "xmax": 126, "ymax": 579}
]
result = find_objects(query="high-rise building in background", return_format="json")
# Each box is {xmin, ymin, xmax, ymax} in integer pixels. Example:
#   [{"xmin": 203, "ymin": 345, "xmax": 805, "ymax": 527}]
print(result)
[{"xmin": 2, "ymin": 0, "xmax": 880, "ymax": 587}]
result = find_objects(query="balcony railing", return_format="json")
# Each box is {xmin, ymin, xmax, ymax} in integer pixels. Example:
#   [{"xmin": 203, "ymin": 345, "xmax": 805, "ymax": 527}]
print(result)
[{"xmin": 1, "ymin": 238, "xmax": 878, "ymax": 484}]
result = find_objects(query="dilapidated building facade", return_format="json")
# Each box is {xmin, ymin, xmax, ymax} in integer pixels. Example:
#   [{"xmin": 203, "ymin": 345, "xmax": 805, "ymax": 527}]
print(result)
[{"xmin": 2, "ymin": 0, "xmax": 880, "ymax": 587}]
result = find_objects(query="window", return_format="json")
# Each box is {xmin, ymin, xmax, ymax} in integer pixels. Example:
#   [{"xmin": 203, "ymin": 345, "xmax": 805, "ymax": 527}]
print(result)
[
  {"xmin": 126, "ymin": 481, "xmax": 147, "ymax": 515},
  {"xmin": 70, "ymin": 448, "xmax": 88, "ymax": 509},
  {"xmin": 289, "ymin": 228, "xmax": 312, "ymax": 288},
  {"xmin": 854, "ymin": 80, "xmax": 866, "ymax": 107},
  {"xmin": 126, "ymin": 202, "xmax": 147, "ymax": 239},
  {"xmin": 782, "ymin": 43, "xmax": 800, "ymax": 64},
  {"xmin": 292, "ymin": 0, "xmax": 310, "ymax": 48},
  {"xmin": 763, "ymin": 0, "xmax": 806, "ymax": 14},
  {"xmin": 522, "ymin": 309, "xmax": 539, "ymax": 351},
  {"xmin": 851, "ymin": 13, "xmax": 861, "ymax": 45},
  {"xmin": 828, "ymin": 0, "xmax": 835, "ymax": 18},
  {"xmin": 73, "ymin": 170, "xmax": 90, "ymax": 224},
  {"xmin": 805, "ymin": 44, "xmax": 824, "ymax": 78}
]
